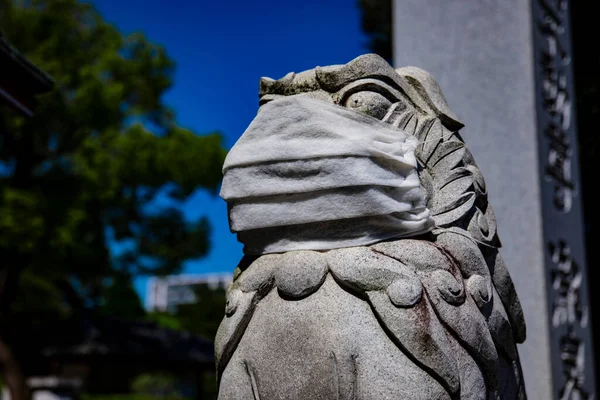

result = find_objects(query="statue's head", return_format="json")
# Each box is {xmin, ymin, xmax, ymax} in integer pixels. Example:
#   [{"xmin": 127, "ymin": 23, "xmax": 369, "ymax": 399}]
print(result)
[
  {"xmin": 258, "ymin": 53, "xmax": 463, "ymax": 131},
  {"xmin": 221, "ymin": 54, "xmax": 476, "ymax": 255}
]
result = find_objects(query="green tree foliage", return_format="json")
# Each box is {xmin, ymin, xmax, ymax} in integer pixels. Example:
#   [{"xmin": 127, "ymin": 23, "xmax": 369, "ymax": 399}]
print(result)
[
  {"xmin": 96, "ymin": 272, "xmax": 146, "ymax": 318},
  {"xmin": 0, "ymin": 0, "xmax": 226, "ymax": 395}
]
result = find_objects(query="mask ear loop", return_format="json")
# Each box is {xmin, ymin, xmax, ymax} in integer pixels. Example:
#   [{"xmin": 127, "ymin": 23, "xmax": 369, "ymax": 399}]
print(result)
[
  {"xmin": 381, "ymin": 102, "xmax": 404, "ymax": 124},
  {"xmin": 382, "ymin": 102, "xmax": 461, "ymax": 149},
  {"xmin": 382, "ymin": 101, "xmax": 423, "ymax": 138}
]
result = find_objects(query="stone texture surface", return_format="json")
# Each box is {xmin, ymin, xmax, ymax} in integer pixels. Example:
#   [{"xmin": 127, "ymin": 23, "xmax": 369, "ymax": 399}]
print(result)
[
  {"xmin": 216, "ymin": 54, "xmax": 527, "ymax": 399},
  {"xmin": 392, "ymin": 1, "xmax": 550, "ymax": 398},
  {"xmin": 220, "ymin": 275, "xmax": 450, "ymax": 400}
]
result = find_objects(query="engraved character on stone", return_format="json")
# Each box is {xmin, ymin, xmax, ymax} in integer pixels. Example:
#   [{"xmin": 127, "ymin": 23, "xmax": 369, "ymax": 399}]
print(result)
[
  {"xmin": 549, "ymin": 240, "xmax": 588, "ymax": 328},
  {"xmin": 559, "ymin": 330, "xmax": 590, "ymax": 400}
]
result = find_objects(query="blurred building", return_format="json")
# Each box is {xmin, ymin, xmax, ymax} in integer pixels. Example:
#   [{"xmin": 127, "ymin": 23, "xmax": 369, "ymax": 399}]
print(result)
[{"xmin": 146, "ymin": 273, "xmax": 232, "ymax": 312}]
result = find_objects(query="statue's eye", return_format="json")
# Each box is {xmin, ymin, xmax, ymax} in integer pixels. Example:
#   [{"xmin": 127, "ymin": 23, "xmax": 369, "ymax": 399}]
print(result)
[{"xmin": 344, "ymin": 91, "xmax": 392, "ymax": 120}]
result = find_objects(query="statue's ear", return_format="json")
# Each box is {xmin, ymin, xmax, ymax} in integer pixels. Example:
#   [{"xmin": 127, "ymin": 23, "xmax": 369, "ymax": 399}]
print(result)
[{"xmin": 396, "ymin": 67, "xmax": 464, "ymax": 131}]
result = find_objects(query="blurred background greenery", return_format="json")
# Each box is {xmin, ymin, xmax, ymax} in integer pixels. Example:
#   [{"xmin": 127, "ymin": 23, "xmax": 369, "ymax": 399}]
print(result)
[{"xmin": 0, "ymin": 0, "xmax": 227, "ymax": 398}]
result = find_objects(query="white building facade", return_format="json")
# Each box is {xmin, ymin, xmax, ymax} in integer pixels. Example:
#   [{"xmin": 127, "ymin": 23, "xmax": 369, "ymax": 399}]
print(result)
[{"xmin": 146, "ymin": 273, "xmax": 233, "ymax": 312}]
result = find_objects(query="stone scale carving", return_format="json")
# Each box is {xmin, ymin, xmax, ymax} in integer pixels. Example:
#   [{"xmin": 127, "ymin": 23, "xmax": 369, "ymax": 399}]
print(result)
[{"xmin": 216, "ymin": 54, "xmax": 527, "ymax": 399}]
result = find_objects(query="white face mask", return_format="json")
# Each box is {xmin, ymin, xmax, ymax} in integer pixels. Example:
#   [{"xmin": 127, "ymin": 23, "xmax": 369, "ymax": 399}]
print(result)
[{"xmin": 221, "ymin": 96, "xmax": 434, "ymax": 255}]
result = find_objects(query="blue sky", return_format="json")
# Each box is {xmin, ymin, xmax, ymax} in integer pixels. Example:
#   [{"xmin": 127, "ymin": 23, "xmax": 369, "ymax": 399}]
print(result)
[{"xmin": 90, "ymin": 0, "xmax": 370, "ymax": 305}]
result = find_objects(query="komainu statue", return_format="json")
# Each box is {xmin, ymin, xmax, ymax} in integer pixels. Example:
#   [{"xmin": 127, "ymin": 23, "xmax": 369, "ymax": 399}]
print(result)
[{"xmin": 216, "ymin": 54, "xmax": 527, "ymax": 399}]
